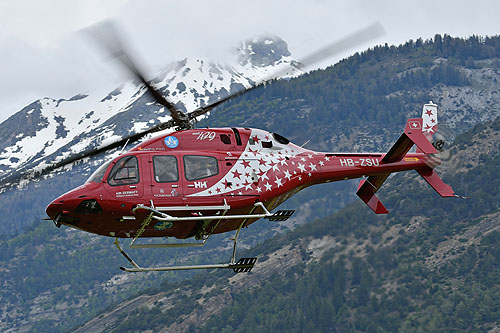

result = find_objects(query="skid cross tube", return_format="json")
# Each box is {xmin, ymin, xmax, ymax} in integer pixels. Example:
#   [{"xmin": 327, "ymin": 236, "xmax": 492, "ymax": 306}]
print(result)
[
  {"xmin": 128, "ymin": 203, "xmax": 230, "ymax": 248},
  {"xmin": 230, "ymin": 204, "xmax": 257, "ymax": 264},
  {"xmin": 132, "ymin": 202, "xmax": 272, "ymax": 223}
]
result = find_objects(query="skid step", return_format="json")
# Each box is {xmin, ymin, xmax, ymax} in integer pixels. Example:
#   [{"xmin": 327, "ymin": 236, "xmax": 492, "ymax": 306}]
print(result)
[
  {"xmin": 229, "ymin": 257, "xmax": 257, "ymax": 273},
  {"xmin": 119, "ymin": 257, "xmax": 257, "ymax": 273},
  {"xmin": 266, "ymin": 210, "xmax": 295, "ymax": 221}
]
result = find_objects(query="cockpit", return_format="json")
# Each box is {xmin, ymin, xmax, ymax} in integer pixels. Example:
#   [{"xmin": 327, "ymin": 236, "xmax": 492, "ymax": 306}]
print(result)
[
  {"xmin": 86, "ymin": 155, "xmax": 141, "ymax": 186},
  {"xmin": 86, "ymin": 160, "xmax": 111, "ymax": 183}
]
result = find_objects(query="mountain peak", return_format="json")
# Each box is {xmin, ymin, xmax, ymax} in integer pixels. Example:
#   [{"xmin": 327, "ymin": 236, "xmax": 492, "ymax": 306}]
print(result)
[{"xmin": 236, "ymin": 35, "xmax": 292, "ymax": 67}]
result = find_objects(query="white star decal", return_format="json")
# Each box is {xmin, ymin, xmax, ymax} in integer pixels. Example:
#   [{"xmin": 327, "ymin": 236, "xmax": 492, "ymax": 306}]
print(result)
[
  {"xmin": 283, "ymin": 170, "xmax": 292, "ymax": 180},
  {"xmin": 308, "ymin": 172, "xmax": 312, "ymax": 177},
  {"xmin": 274, "ymin": 177, "xmax": 283, "ymax": 188},
  {"xmin": 301, "ymin": 157, "xmax": 306, "ymax": 162},
  {"xmin": 307, "ymin": 154, "xmax": 313, "ymax": 159},
  {"xmin": 256, "ymin": 186, "xmax": 262, "ymax": 193},
  {"xmin": 325, "ymin": 156, "xmax": 330, "ymax": 161},
  {"xmin": 309, "ymin": 163, "xmax": 317, "ymax": 171},
  {"xmin": 260, "ymin": 172, "xmax": 269, "ymax": 181},
  {"xmin": 319, "ymin": 161, "xmax": 324, "ymax": 166},
  {"xmin": 264, "ymin": 183, "xmax": 273, "ymax": 191},
  {"xmin": 298, "ymin": 163, "xmax": 307, "ymax": 173}
]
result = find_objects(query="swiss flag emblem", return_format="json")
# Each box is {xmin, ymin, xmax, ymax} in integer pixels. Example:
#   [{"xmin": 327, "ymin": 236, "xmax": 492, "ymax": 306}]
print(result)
[{"xmin": 410, "ymin": 121, "xmax": 421, "ymax": 129}]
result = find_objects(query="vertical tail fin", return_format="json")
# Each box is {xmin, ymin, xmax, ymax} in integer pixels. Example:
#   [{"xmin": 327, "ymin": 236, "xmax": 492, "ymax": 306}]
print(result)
[
  {"xmin": 422, "ymin": 101, "xmax": 438, "ymax": 137},
  {"xmin": 418, "ymin": 102, "xmax": 455, "ymax": 197},
  {"xmin": 417, "ymin": 101, "xmax": 438, "ymax": 153}
]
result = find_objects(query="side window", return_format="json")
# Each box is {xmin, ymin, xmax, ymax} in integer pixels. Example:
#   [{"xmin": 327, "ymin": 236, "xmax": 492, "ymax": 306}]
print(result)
[
  {"xmin": 153, "ymin": 155, "xmax": 178, "ymax": 183},
  {"xmin": 220, "ymin": 134, "xmax": 231, "ymax": 145},
  {"xmin": 108, "ymin": 156, "xmax": 139, "ymax": 186},
  {"xmin": 184, "ymin": 155, "xmax": 219, "ymax": 181}
]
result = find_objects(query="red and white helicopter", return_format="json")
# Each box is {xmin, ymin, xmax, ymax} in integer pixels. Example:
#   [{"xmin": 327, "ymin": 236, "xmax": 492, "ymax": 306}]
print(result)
[
  {"xmin": 44, "ymin": 101, "xmax": 454, "ymax": 273},
  {"xmin": 9, "ymin": 22, "xmax": 458, "ymax": 273}
]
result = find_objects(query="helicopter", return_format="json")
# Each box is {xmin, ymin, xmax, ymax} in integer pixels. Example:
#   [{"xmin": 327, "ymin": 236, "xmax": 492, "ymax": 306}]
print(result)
[{"xmin": 7, "ymin": 22, "xmax": 457, "ymax": 273}]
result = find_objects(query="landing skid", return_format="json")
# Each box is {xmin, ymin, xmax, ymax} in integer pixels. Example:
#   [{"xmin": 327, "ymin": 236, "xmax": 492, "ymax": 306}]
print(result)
[
  {"xmin": 115, "ymin": 223, "xmax": 256, "ymax": 273},
  {"xmin": 115, "ymin": 201, "xmax": 293, "ymax": 273},
  {"xmin": 114, "ymin": 216, "xmax": 255, "ymax": 273},
  {"xmin": 116, "ymin": 255, "xmax": 257, "ymax": 273}
]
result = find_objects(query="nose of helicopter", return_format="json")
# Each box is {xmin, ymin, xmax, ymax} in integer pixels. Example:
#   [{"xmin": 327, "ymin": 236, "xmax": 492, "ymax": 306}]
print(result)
[
  {"xmin": 45, "ymin": 191, "xmax": 73, "ymax": 222},
  {"xmin": 45, "ymin": 182, "xmax": 105, "ymax": 228},
  {"xmin": 45, "ymin": 184, "xmax": 95, "ymax": 220},
  {"xmin": 45, "ymin": 198, "xmax": 63, "ymax": 220}
]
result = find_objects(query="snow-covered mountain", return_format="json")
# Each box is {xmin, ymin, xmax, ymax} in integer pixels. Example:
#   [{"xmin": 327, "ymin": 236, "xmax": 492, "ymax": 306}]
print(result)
[{"xmin": 0, "ymin": 35, "xmax": 302, "ymax": 187}]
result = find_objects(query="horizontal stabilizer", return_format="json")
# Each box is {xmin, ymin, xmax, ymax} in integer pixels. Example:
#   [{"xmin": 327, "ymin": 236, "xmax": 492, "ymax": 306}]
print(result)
[
  {"xmin": 416, "ymin": 167, "xmax": 455, "ymax": 197},
  {"xmin": 356, "ymin": 176, "xmax": 389, "ymax": 214}
]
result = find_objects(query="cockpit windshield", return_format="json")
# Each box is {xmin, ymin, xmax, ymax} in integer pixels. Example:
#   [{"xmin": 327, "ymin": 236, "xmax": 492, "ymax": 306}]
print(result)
[{"xmin": 86, "ymin": 161, "xmax": 111, "ymax": 183}]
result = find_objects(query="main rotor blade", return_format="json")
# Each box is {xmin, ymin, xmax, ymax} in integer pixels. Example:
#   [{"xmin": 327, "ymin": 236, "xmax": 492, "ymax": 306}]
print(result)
[
  {"xmin": 291, "ymin": 21, "xmax": 385, "ymax": 72},
  {"xmin": 83, "ymin": 20, "xmax": 189, "ymax": 129},
  {"xmin": 0, "ymin": 118, "xmax": 178, "ymax": 191},
  {"xmin": 186, "ymin": 22, "xmax": 386, "ymax": 121}
]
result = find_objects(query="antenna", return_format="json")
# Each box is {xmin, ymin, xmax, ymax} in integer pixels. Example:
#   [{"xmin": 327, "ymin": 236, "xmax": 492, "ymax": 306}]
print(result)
[{"xmin": 119, "ymin": 138, "xmax": 130, "ymax": 155}]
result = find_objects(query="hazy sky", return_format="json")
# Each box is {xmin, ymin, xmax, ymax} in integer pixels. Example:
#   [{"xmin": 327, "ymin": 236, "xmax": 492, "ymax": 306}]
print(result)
[{"xmin": 1, "ymin": 0, "xmax": 499, "ymax": 122}]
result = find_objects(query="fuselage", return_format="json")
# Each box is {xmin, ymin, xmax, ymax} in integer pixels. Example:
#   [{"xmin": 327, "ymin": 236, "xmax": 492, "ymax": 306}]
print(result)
[{"xmin": 45, "ymin": 127, "xmax": 434, "ymax": 239}]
